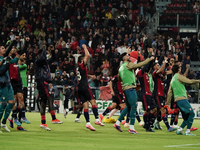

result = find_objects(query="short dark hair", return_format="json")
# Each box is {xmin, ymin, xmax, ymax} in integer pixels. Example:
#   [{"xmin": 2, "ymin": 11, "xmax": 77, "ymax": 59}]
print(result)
[
  {"xmin": 78, "ymin": 55, "xmax": 84, "ymax": 63},
  {"xmin": 171, "ymin": 64, "xmax": 180, "ymax": 74},
  {"xmin": 120, "ymin": 52, "xmax": 127, "ymax": 61},
  {"xmin": 152, "ymin": 62, "xmax": 157, "ymax": 69}
]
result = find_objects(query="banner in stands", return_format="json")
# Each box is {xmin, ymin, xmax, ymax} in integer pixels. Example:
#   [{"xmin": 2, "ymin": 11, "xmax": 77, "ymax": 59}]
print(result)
[{"xmin": 89, "ymin": 101, "xmax": 200, "ymax": 119}]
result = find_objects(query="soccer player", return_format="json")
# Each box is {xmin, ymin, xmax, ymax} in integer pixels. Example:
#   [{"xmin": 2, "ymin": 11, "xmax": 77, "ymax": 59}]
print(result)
[
  {"xmin": 18, "ymin": 52, "xmax": 31, "ymax": 124},
  {"xmin": 166, "ymin": 64, "xmax": 200, "ymax": 136},
  {"xmin": 99, "ymin": 74, "xmax": 126, "ymax": 123},
  {"xmin": 113, "ymin": 52, "xmax": 154, "ymax": 134},
  {"xmin": 8, "ymin": 37, "xmax": 30, "ymax": 131},
  {"xmin": 76, "ymin": 44, "xmax": 104, "ymax": 131},
  {"xmin": 137, "ymin": 52, "xmax": 157, "ymax": 132},
  {"xmin": 35, "ymin": 45, "xmax": 63, "ymax": 131},
  {"xmin": 152, "ymin": 57, "xmax": 176, "ymax": 132},
  {"xmin": 0, "ymin": 36, "xmax": 21, "ymax": 132}
]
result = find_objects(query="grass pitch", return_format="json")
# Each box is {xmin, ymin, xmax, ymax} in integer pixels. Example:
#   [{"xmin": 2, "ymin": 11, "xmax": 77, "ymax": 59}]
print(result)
[{"xmin": 0, "ymin": 112, "xmax": 200, "ymax": 150}]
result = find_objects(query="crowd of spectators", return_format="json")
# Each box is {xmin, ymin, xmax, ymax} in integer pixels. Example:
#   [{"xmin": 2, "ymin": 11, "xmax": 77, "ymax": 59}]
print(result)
[
  {"xmin": 0, "ymin": 0, "xmax": 156, "ymax": 86},
  {"xmin": 0, "ymin": 0, "xmax": 200, "ymax": 90}
]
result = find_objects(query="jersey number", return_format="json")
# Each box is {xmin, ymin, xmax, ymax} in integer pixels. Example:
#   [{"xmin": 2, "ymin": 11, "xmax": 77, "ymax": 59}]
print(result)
[{"xmin": 76, "ymin": 70, "xmax": 81, "ymax": 81}]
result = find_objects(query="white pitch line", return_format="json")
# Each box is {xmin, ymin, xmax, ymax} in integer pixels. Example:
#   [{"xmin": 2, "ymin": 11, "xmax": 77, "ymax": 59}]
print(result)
[
  {"xmin": 164, "ymin": 143, "xmax": 200, "ymax": 148},
  {"xmin": 172, "ymin": 147, "xmax": 200, "ymax": 149}
]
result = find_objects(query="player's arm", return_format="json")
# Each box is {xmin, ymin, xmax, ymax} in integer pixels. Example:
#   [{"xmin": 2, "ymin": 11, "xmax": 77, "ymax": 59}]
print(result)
[
  {"xmin": 110, "ymin": 76, "xmax": 118, "ymax": 96},
  {"xmin": 166, "ymin": 85, "xmax": 173, "ymax": 107},
  {"xmin": 19, "ymin": 64, "xmax": 27, "ymax": 71},
  {"xmin": 82, "ymin": 44, "xmax": 90, "ymax": 65},
  {"xmin": 0, "ymin": 57, "xmax": 11, "ymax": 76},
  {"xmin": 36, "ymin": 49, "xmax": 47, "ymax": 64},
  {"xmin": 16, "ymin": 37, "xmax": 30, "ymax": 59},
  {"xmin": 126, "ymin": 56, "xmax": 154, "ymax": 70},
  {"xmin": 47, "ymin": 45, "xmax": 55, "ymax": 64},
  {"xmin": 183, "ymin": 64, "xmax": 190, "ymax": 77},
  {"xmin": 109, "ymin": 80, "xmax": 115, "ymax": 96},
  {"xmin": 4, "ymin": 36, "xmax": 18, "ymax": 57},
  {"xmin": 165, "ymin": 70, "xmax": 172, "ymax": 75},
  {"xmin": 88, "ymin": 75, "xmax": 95, "ymax": 78},
  {"xmin": 155, "ymin": 56, "xmax": 168, "ymax": 74},
  {"xmin": 177, "ymin": 74, "xmax": 200, "ymax": 84}
]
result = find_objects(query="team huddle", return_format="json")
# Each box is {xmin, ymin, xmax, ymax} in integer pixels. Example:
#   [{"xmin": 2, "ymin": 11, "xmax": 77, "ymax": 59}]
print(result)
[{"xmin": 0, "ymin": 40, "xmax": 199, "ymax": 136}]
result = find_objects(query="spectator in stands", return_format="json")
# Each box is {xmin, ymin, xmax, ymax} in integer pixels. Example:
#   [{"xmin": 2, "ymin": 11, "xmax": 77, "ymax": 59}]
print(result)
[
  {"xmin": 132, "ymin": 22, "xmax": 140, "ymax": 39},
  {"xmin": 55, "ymin": 66, "xmax": 62, "ymax": 77},
  {"xmin": 85, "ymin": 10, "xmax": 93, "ymax": 21},
  {"xmin": 185, "ymin": 37, "xmax": 192, "ymax": 56},
  {"xmin": 101, "ymin": 73, "xmax": 110, "ymax": 86},
  {"xmin": 94, "ymin": 75, "xmax": 101, "ymax": 87},
  {"xmin": 53, "ymin": 77, "xmax": 60, "ymax": 85},
  {"xmin": 193, "ymin": 2, "xmax": 200, "ymax": 14},
  {"xmin": 167, "ymin": 35, "xmax": 173, "ymax": 50},
  {"xmin": 191, "ymin": 34, "xmax": 198, "ymax": 61},
  {"xmin": 56, "ymin": 37, "xmax": 66, "ymax": 51},
  {"xmin": 88, "ymin": 75, "xmax": 96, "ymax": 87},
  {"xmin": 79, "ymin": 36, "xmax": 87, "ymax": 48},
  {"xmin": 139, "ymin": 3, "xmax": 146, "ymax": 20},
  {"xmin": 68, "ymin": 72, "xmax": 75, "ymax": 86},
  {"xmin": 19, "ymin": 16, "xmax": 27, "ymax": 29},
  {"xmin": 105, "ymin": 11, "xmax": 112, "ymax": 19},
  {"xmin": 50, "ymin": 62, "xmax": 57, "ymax": 79},
  {"xmin": 63, "ymin": 5, "xmax": 71, "ymax": 29},
  {"xmin": 175, "ymin": 48, "xmax": 183, "ymax": 62}
]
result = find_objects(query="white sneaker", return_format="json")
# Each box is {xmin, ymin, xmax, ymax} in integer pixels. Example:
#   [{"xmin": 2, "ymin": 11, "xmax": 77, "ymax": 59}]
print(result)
[
  {"xmin": 74, "ymin": 119, "xmax": 81, "ymax": 123},
  {"xmin": 139, "ymin": 121, "xmax": 144, "ymax": 127},
  {"xmin": 64, "ymin": 109, "xmax": 69, "ymax": 118},
  {"xmin": 124, "ymin": 123, "xmax": 129, "ymax": 128},
  {"xmin": 40, "ymin": 124, "xmax": 51, "ymax": 131},
  {"xmin": 1, "ymin": 124, "xmax": 10, "ymax": 132},
  {"xmin": 173, "ymin": 125, "xmax": 179, "ymax": 128}
]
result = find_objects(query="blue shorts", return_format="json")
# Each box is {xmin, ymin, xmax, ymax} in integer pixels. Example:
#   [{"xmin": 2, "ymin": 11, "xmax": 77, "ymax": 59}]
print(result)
[{"xmin": 0, "ymin": 85, "xmax": 14, "ymax": 102}]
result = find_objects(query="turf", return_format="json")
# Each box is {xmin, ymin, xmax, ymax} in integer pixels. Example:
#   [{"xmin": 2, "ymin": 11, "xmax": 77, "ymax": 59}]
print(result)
[{"xmin": 1, "ymin": 113, "xmax": 200, "ymax": 150}]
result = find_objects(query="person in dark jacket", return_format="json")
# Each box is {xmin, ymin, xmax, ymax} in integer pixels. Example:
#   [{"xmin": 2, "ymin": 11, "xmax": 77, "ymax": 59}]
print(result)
[{"xmin": 35, "ymin": 45, "xmax": 63, "ymax": 131}]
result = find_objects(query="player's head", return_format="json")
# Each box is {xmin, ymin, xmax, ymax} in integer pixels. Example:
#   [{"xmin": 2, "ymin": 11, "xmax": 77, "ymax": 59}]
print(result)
[
  {"xmin": 120, "ymin": 52, "xmax": 130, "ymax": 62},
  {"xmin": 152, "ymin": 62, "xmax": 160, "ymax": 70},
  {"xmin": 0, "ymin": 46, "xmax": 6, "ymax": 56},
  {"xmin": 78, "ymin": 55, "xmax": 84, "ymax": 64},
  {"xmin": 20, "ymin": 53, "xmax": 26, "ymax": 62},
  {"xmin": 171, "ymin": 64, "xmax": 181, "ymax": 74}
]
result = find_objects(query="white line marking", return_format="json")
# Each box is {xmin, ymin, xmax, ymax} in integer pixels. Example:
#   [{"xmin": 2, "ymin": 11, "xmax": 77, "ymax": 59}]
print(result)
[{"xmin": 164, "ymin": 143, "xmax": 200, "ymax": 148}]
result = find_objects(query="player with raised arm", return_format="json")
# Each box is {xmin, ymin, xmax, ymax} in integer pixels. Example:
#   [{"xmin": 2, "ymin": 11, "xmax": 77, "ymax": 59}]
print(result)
[
  {"xmin": 0, "ymin": 36, "xmax": 22, "ymax": 132},
  {"xmin": 113, "ymin": 52, "xmax": 154, "ymax": 134},
  {"xmin": 152, "ymin": 56, "xmax": 176, "ymax": 132},
  {"xmin": 137, "ymin": 49, "xmax": 157, "ymax": 132},
  {"xmin": 8, "ymin": 37, "xmax": 30, "ymax": 131},
  {"xmin": 166, "ymin": 64, "xmax": 200, "ymax": 136},
  {"xmin": 76, "ymin": 44, "xmax": 104, "ymax": 131},
  {"xmin": 35, "ymin": 45, "xmax": 63, "ymax": 131}
]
